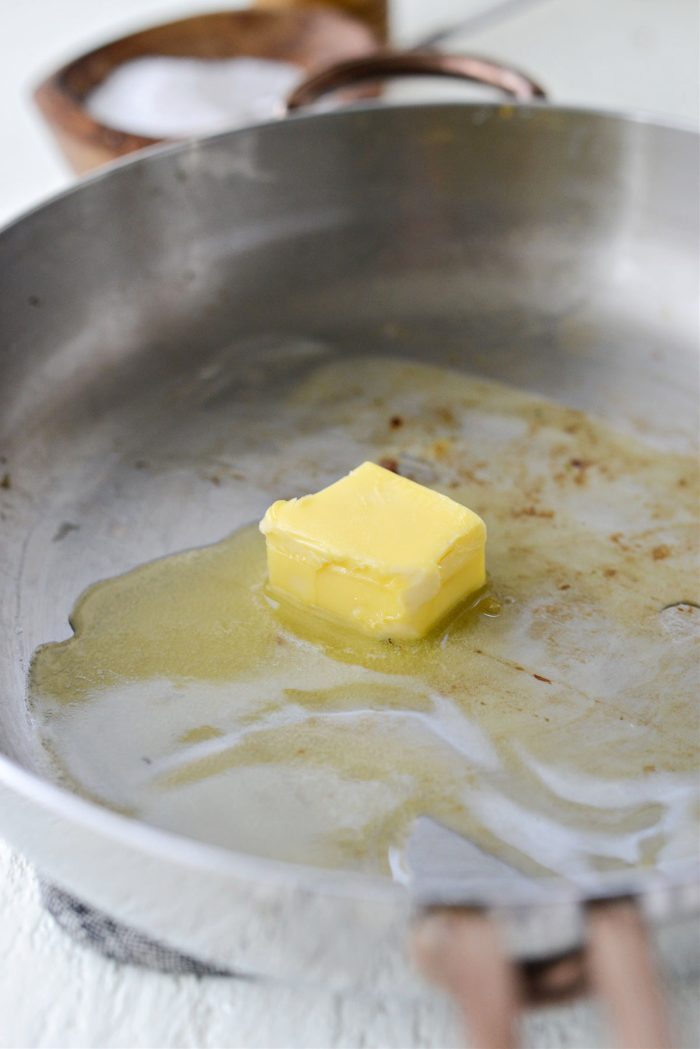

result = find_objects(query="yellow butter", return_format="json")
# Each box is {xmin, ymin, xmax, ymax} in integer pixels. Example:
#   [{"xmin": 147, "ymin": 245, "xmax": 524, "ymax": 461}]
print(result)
[{"xmin": 259, "ymin": 461, "xmax": 486, "ymax": 640}]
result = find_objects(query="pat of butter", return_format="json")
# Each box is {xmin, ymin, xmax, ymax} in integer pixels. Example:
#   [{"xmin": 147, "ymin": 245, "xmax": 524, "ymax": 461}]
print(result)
[{"xmin": 259, "ymin": 461, "xmax": 486, "ymax": 640}]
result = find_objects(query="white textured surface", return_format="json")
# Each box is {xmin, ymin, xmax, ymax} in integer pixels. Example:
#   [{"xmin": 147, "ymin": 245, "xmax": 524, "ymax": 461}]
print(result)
[
  {"xmin": 1, "ymin": 2, "xmax": 699, "ymax": 1046},
  {"xmin": 2, "ymin": 838, "xmax": 698, "ymax": 1048}
]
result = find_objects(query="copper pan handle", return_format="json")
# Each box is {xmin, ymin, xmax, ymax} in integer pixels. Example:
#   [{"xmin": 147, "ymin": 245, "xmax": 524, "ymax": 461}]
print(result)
[
  {"xmin": 412, "ymin": 909, "xmax": 521, "ymax": 1049},
  {"xmin": 588, "ymin": 899, "xmax": 673, "ymax": 1049},
  {"xmin": 412, "ymin": 900, "xmax": 672, "ymax": 1049},
  {"xmin": 286, "ymin": 50, "xmax": 546, "ymax": 111}
]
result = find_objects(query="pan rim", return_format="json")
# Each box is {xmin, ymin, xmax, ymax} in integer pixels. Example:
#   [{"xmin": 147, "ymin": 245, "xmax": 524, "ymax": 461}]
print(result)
[
  {"xmin": 1, "ymin": 98, "xmax": 697, "ymax": 241},
  {"xmin": 1, "ymin": 746, "xmax": 698, "ymax": 906}
]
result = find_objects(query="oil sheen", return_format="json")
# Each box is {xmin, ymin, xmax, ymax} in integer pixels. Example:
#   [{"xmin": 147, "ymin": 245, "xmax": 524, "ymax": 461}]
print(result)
[{"xmin": 29, "ymin": 359, "xmax": 700, "ymax": 881}]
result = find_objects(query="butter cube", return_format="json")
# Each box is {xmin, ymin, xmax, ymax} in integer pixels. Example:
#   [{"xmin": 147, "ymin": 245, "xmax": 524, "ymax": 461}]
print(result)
[{"xmin": 259, "ymin": 461, "xmax": 486, "ymax": 640}]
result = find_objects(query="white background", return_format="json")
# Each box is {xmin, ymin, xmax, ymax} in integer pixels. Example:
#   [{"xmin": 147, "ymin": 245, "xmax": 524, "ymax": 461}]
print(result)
[{"xmin": 1, "ymin": 1, "xmax": 698, "ymax": 1046}]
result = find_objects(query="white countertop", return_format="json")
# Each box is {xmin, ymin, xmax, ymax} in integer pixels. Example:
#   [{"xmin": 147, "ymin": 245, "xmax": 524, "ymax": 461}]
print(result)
[{"xmin": 1, "ymin": 2, "xmax": 698, "ymax": 1046}]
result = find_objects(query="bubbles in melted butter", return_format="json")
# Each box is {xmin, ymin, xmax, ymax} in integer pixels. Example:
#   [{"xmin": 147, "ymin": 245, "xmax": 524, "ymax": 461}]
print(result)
[
  {"xmin": 29, "ymin": 359, "xmax": 700, "ymax": 881},
  {"xmin": 477, "ymin": 596, "xmax": 502, "ymax": 618}
]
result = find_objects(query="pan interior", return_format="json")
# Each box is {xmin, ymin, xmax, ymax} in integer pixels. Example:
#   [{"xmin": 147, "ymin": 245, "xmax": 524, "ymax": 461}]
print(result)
[{"xmin": 27, "ymin": 356, "xmax": 699, "ymax": 885}]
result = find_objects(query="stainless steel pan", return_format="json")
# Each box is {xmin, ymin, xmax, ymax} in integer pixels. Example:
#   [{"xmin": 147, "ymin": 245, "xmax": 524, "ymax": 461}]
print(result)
[{"xmin": 0, "ymin": 102, "xmax": 698, "ymax": 1009}]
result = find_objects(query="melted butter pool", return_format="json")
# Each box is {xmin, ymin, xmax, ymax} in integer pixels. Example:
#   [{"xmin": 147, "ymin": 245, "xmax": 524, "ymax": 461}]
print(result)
[{"xmin": 29, "ymin": 359, "xmax": 700, "ymax": 880}]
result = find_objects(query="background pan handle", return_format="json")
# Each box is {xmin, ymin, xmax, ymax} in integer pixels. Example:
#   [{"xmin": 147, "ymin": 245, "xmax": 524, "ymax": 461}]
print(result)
[
  {"xmin": 286, "ymin": 50, "xmax": 547, "ymax": 110},
  {"xmin": 412, "ymin": 900, "xmax": 672, "ymax": 1048}
]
